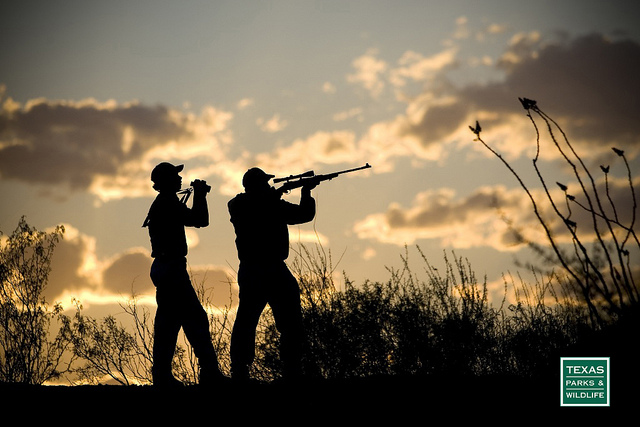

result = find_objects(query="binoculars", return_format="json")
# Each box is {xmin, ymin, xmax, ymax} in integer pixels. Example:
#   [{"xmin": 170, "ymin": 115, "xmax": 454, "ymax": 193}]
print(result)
[{"xmin": 190, "ymin": 179, "xmax": 211, "ymax": 193}]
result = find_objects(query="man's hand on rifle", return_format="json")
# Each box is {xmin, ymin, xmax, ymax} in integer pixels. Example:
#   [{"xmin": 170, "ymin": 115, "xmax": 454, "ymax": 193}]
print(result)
[{"xmin": 302, "ymin": 177, "xmax": 318, "ymax": 192}]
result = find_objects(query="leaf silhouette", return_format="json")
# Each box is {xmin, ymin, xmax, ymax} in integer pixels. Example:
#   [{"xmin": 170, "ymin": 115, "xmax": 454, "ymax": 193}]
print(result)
[
  {"xmin": 612, "ymin": 147, "xmax": 624, "ymax": 156},
  {"xmin": 518, "ymin": 97, "xmax": 537, "ymax": 110},
  {"xmin": 469, "ymin": 120, "xmax": 481, "ymax": 135}
]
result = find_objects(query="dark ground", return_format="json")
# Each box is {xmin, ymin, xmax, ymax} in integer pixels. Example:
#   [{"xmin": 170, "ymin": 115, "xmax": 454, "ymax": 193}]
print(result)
[
  {"xmin": 3, "ymin": 313, "xmax": 636, "ymax": 421},
  {"xmin": 1, "ymin": 371, "xmax": 631, "ymax": 422}
]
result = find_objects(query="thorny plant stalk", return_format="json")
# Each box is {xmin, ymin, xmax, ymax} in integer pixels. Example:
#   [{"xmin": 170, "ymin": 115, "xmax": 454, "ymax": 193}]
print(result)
[{"xmin": 470, "ymin": 98, "xmax": 638, "ymax": 326}]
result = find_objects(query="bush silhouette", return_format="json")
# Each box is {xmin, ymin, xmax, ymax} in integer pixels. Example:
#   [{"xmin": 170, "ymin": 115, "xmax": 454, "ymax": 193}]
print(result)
[
  {"xmin": 2, "ymin": 98, "xmax": 637, "ymax": 387},
  {"xmin": 0, "ymin": 217, "xmax": 71, "ymax": 384}
]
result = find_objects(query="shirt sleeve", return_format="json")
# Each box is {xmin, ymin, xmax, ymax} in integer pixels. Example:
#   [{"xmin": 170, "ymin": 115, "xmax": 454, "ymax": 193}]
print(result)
[
  {"xmin": 280, "ymin": 193, "xmax": 316, "ymax": 225},
  {"xmin": 183, "ymin": 192, "xmax": 209, "ymax": 228}
]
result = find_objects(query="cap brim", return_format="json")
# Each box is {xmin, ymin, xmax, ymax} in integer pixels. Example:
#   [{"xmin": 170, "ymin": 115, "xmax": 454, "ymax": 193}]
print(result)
[{"xmin": 175, "ymin": 164, "xmax": 184, "ymax": 172}]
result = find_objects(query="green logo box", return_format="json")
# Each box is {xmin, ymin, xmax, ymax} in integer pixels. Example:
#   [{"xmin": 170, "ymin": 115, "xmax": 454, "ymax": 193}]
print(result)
[{"xmin": 560, "ymin": 357, "xmax": 610, "ymax": 406}]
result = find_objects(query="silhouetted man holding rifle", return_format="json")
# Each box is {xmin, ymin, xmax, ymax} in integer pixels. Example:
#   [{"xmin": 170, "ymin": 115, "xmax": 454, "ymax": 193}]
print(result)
[
  {"xmin": 228, "ymin": 163, "xmax": 370, "ymax": 382},
  {"xmin": 143, "ymin": 162, "xmax": 224, "ymax": 387}
]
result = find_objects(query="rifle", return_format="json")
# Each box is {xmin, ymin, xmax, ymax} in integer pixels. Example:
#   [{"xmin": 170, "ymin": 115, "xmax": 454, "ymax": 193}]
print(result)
[{"xmin": 274, "ymin": 163, "xmax": 371, "ymax": 195}]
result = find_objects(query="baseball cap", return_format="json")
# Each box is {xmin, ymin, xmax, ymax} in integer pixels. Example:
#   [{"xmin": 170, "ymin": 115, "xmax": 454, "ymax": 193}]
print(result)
[
  {"xmin": 151, "ymin": 162, "xmax": 184, "ymax": 183},
  {"xmin": 242, "ymin": 167, "xmax": 274, "ymax": 189}
]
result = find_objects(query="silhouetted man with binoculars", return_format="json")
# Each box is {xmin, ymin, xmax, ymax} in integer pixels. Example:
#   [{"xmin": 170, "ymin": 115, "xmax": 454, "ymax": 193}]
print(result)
[{"xmin": 144, "ymin": 162, "xmax": 224, "ymax": 387}]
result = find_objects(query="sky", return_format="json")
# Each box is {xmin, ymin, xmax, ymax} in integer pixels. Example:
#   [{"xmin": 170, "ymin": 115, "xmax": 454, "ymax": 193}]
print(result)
[{"xmin": 1, "ymin": 0, "xmax": 639, "ymax": 320}]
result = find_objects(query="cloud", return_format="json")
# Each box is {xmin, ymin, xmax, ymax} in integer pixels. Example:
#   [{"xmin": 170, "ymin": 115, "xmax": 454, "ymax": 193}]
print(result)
[
  {"xmin": 355, "ymin": 94, "xmax": 469, "ymax": 172},
  {"xmin": 452, "ymin": 16, "xmax": 470, "ymax": 40},
  {"xmin": 101, "ymin": 248, "xmax": 154, "ymax": 297},
  {"xmin": 47, "ymin": 224, "xmax": 101, "ymax": 302},
  {"xmin": 389, "ymin": 48, "xmax": 458, "ymax": 89},
  {"xmin": 346, "ymin": 48, "xmax": 388, "ymax": 98},
  {"xmin": 253, "ymin": 130, "xmax": 359, "ymax": 176},
  {"xmin": 0, "ymin": 92, "xmax": 234, "ymax": 201},
  {"xmin": 289, "ymin": 228, "xmax": 329, "ymax": 246},
  {"xmin": 460, "ymin": 33, "xmax": 640, "ymax": 153},
  {"xmin": 257, "ymin": 114, "xmax": 288, "ymax": 133},
  {"xmin": 485, "ymin": 23, "xmax": 510, "ymax": 37},
  {"xmin": 237, "ymin": 98, "xmax": 255, "ymax": 110},
  {"xmin": 45, "ymin": 224, "xmax": 236, "ymax": 309},
  {"xmin": 46, "ymin": 224, "xmax": 154, "ymax": 305},
  {"xmin": 344, "ymin": 32, "xmax": 640, "ymax": 176},
  {"xmin": 333, "ymin": 107, "xmax": 363, "ymax": 122},
  {"xmin": 353, "ymin": 170, "xmax": 639, "ymax": 253},
  {"xmin": 354, "ymin": 186, "xmax": 533, "ymax": 250},
  {"xmin": 322, "ymin": 82, "xmax": 337, "ymax": 94},
  {"xmin": 361, "ymin": 247, "xmax": 377, "ymax": 261},
  {"xmin": 4, "ymin": 30, "xmax": 638, "ymax": 208}
]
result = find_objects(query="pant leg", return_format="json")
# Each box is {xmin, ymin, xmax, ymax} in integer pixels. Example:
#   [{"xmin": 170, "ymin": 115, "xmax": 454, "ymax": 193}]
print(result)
[
  {"xmin": 178, "ymin": 281, "xmax": 221, "ymax": 376},
  {"xmin": 151, "ymin": 258, "xmax": 183, "ymax": 379},
  {"xmin": 151, "ymin": 257, "xmax": 221, "ymax": 380},
  {"xmin": 230, "ymin": 264, "xmax": 268, "ymax": 378},
  {"xmin": 267, "ymin": 263, "xmax": 303, "ymax": 379}
]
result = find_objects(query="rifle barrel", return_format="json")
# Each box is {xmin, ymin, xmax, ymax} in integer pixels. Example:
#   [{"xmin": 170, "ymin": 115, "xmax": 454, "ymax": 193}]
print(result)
[
  {"xmin": 333, "ymin": 163, "xmax": 371, "ymax": 175},
  {"xmin": 275, "ymin": 163, "xmax": 371, "ymax": 194}
]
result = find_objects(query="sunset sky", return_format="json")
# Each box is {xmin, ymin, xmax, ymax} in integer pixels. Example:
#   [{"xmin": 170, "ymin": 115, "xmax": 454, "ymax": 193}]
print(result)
[{"xmin": 1, "ymin": 0, "xmax": 639, "ymax": 319}]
